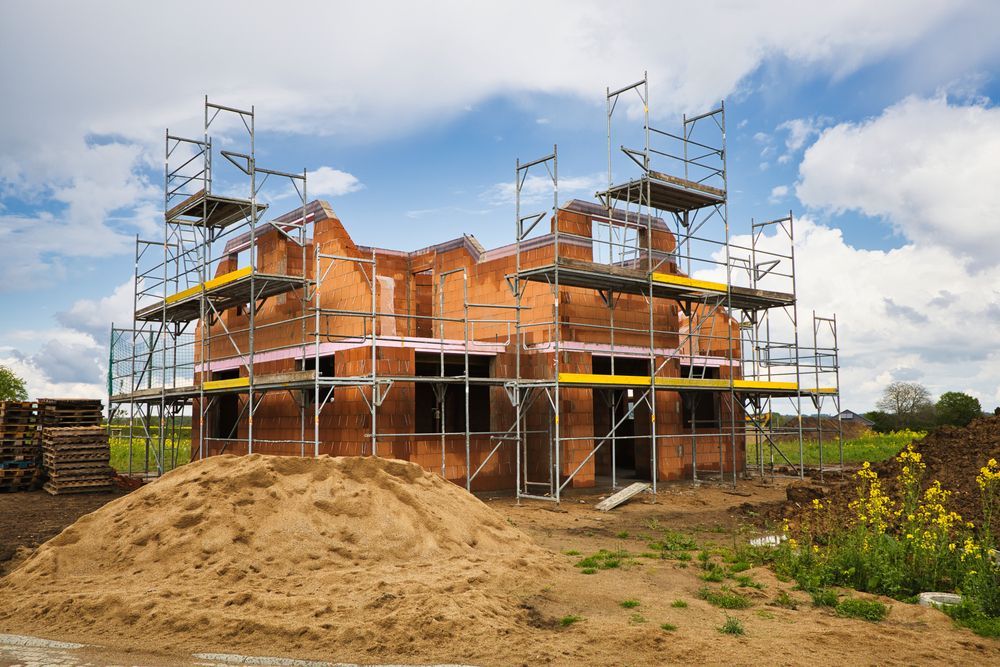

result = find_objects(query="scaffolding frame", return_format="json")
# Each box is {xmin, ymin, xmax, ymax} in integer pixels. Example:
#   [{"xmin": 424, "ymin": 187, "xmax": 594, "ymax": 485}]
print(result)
[{"xmin": 109, "ymin": 77, "xmax": 843, "ymax": 498}]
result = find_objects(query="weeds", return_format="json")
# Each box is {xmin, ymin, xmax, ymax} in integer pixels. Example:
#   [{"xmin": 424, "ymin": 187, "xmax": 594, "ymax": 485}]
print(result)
[
  {"xmin": 835, "ymin": 598, "xmax": 888, "ymax": 622},
  {"xmin": 629, "ymin": 612, "xmax": 647, "ymax": 624},
  {"xmin": 619, "ymin": 599, "xmax": 640, "ymax": 609},
  {"xmin": 718, "ymin": 615, "xmax": 745, "ymax": 635},
  {"xmin": 773, "ymin": 590, "xmax": 798, "ymax": 610},
  {"xmin": 560, "ymin": 614, "xmax": 582, "ymax": 627},
  {"xmin": 699, "ymin": 586, "xmax": 752, "ymax": 610},
  {"xmin": 756, "ymin": 448, "xmax": 1000, "ymax": 637},
  {"xmin": 810, "ymin": 589, "xmax": 838, "ymax": 607},
  {"xmin": 575, "ymin": 549, "xmax": 630, "ymax": 572},
  {"xmin": 660, "ymin": 622, "xmax": 677, "ymax": 632},
  {"xmin": 671, "ymin": 599, "xmax": 689, "ymax": 608}
]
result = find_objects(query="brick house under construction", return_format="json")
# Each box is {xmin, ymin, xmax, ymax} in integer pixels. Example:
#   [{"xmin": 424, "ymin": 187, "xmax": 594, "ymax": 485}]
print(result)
[
  {"xmin": 189, "ymin": 198, "xmax": 744, "ymax": 492},
  {"xmin": 110, "ymin": 85, "xmax": 843, "ymax": 500}
]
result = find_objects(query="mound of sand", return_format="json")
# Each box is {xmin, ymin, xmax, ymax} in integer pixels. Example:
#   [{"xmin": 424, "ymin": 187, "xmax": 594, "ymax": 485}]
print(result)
[{"xmin": 0, "ymin": 454, "xmax": 560, "ymax": 662}]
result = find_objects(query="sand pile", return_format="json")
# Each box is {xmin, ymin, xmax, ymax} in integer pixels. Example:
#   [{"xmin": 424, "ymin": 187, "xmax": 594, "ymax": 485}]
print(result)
[{"xmin": 0, "ymin": 454, "xmax": 561, "ymax": 663}]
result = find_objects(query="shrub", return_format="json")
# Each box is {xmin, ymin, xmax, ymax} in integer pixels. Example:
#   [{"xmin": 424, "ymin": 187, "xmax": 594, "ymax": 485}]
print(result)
[
  {"xmin": 719, "ymin": 615, "xmax": 745, "ymax": 635},
  {"xmin": 835, "ymin": 598, "xmax": 888, "ymax": 622}
]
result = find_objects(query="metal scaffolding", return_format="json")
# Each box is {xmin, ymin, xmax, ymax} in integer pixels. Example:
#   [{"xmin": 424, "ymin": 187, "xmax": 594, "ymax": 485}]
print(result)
[{"xmin": 109, "ymin": 77, "xmax": 843, "ymax": 496}]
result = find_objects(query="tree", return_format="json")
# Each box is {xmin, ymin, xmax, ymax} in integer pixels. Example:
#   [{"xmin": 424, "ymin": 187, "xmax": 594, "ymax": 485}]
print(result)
[
  {"xmin": 935, "ymin": 391, "xmax": 982, "ymax": 427},
  {"xmin": 0, "ymin": 365, "xmax": 28, "ymax": 401},
  {"xmin": 863, "ymin": 410, "xmax": 895, "ymax": 434},
  {"xmin": 875, "ymin": 381, "xmax": 934, "ymax": 429}
]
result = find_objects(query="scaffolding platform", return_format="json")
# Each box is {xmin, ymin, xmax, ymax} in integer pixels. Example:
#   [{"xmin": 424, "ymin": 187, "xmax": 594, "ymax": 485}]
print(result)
[
  {"xmin": 517, "ymin": 256, "xmax": 794, "ymax": 310},
  {"xmin": 598, "ymin": 170, "xmax": 725, "ymax": 213},
  {"xmin": 135, "ymin": 267, "xmax": 306, "ymax": 322},
  {"xmin": 166, "ymin": 190, "xmax": 267, "ymax": 229},
  {"xmin": 554, "ymin": 372, "xmax": 832, "ymax": 396}
]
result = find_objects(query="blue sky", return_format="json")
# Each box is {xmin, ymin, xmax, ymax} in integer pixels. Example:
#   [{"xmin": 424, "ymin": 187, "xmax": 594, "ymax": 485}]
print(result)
[{"xmin": 1, "ymin": 1, "xmax": 999, "ymax": 410}]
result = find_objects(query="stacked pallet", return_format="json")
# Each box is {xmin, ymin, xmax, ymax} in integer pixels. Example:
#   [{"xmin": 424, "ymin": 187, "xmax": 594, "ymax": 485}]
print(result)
[
  {"xmin": 40, "ymin": 398, "xmax": 103, "ymax": 427},
  {"xmin": 42, "ymin": 426, "xmax": 115, "ymax": 495},
  {"xmin": 0, "ymin": 401, "xmax": 43, "ymax": 492}
]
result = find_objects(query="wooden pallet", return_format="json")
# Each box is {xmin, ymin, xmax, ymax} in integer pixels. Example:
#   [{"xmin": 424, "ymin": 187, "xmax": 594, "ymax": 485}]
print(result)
[{"xmin": 44, "ymin": 479, "xmax": 114, "ymax": 495}]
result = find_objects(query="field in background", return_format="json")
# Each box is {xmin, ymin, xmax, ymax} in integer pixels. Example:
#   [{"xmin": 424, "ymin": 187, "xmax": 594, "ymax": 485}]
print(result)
[
  {"xmin": 746, "ymin": 430, "xmax": 924, "ymax": 467},
  {"xmin": 102, "ymin": 427, "xmax": 923, "ymax": 476},
  {"xmin": 108, "ymin": 427, "xmax": 192, "ymax": 474}
]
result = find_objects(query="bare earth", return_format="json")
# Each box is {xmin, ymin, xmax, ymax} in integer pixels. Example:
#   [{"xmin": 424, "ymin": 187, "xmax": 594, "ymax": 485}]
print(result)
[{"xmin": 0, "ymin": 459, "xmax": 996, "ymax": 666}]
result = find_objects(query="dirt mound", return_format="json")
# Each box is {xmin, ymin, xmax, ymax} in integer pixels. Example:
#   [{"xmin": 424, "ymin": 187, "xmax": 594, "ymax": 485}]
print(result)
[
  {"xmin": 875, "ymin": 415, "xmax": 1000, "ymax": 535},
  {"xmin": 0, "ymin": 454, "xmax": 560, "ymax": 663},
  {"xmin": 763, "ymin": 417, "xmax": 1000, "ymax": 536}
]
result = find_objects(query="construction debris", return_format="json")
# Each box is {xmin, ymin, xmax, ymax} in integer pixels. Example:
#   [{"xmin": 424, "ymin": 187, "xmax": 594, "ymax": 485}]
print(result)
[
  {"xmin": 41, "ymin": 427, "xmax": 114, "ymax": 495},
  {"xmin": 594, "ymin": 482, "xmax": 650, "ymax": 511},
  {"xmin": 0, "ymin": 402, "xmax": 42, "ymax": 493}
]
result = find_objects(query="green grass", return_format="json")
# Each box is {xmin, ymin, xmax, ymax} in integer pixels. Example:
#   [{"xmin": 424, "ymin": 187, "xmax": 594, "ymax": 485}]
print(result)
[
  {"xmin": 719, "ymin": 615, "xmax": 745, "ymax": 636},
  {"xmin": 835, "ymin": 598, "xmax": 888, "ymax": 622},
  {"xmin": 629, "ymin": 612, "xmax": 647, "ymax": 624},
  {"xmin": 619, "ymin": 599, "xmax": 640, "ymax": 609},
  {"xmin": 699, "ymin": 587, "xmax": 752, "ymax": 610},
  {"xmin": 773, "ymin": 590, "xmax": 798, "ymax": 609},
  {"xmin": 575, "ymin": 549, "xmax": 631, "ymax": 572},
  {"xmin": 109, "ymin": 429, "xmax": 191, "ymax": 474},
  {"xmin": 810, "ymin": 589, "xmax": 839, "ymax": 608},
  {"xmin": 660, "ymin": 622, "xmax": 677, "ymax": 632},
  {"xmin": 560, "ymin": 614, "xmax": 583, "ymax": 627},
  {"xmin": 733, "ymin": 574, "xmax": 765, "ymax": 590},
  {"xmin": 671, "ymin": 599, "xmax": 689, "ymax": 609},
  {"xmin": 616, "ymin": 530, "xmax": 630, "ymax": 539},
  {"xmin": 563, "ymin": 549, "xmax": 581, "ymax": 556},
  {"xmin": 745, "ymin": 430, "xmax": 924, "ymax": 466}
]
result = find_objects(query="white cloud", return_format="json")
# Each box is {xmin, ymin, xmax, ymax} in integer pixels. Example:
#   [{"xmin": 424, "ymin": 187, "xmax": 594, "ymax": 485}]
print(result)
[
  {"xmin": 307, "ymin": 166, "xmax": 364, "ymax": 198},
  {"xmin": 0, "ymin": 328, "xmax": 107, "ymax": 400},
  {"xmin": 776, "ymin": 117, "xmax": 830, "ymax": 163},
  {"xmin": 795, "ymin": 95, "xmax": 1000, "ymax": 262},
  {"xmin": 481, "ymin": 173, "xmax": 606, "ymax": 208},
  {"xmin": 700, "ymin": 217, "xmax": 1000, "ymax": 411},
  {"xmin": 56, "ymin": 278, "xmax": 135, "ymax": 339},
  {"xmin": 769, "ymin": 185, "xmax": 789, "ymax": 203}
]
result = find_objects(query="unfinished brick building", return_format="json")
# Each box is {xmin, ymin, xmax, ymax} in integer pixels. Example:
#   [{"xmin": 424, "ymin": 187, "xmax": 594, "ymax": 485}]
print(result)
[{"xmin": 110, "ymin": 81, "xmax": 843, "ymax": 500}]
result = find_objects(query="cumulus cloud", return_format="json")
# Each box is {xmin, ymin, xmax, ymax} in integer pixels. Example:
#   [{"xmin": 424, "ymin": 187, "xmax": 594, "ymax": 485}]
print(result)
[
  {"xmin": 795, "ymin": 95, "xmax": 1000, "ymax": 263},
  {"xmin": 769, "ymin": 185, "xmax": 789, "ymax": 203},
  {"xmin": 481, "ymin": 173, "xmax": 605, "ymax": 208},
  {"xmin": 307, "ymin": 166, "xmax": 364, "ymax": 198},
  {"xmin": 701, "ymin": 216, "xmax": 1000, "ymax": 410},
  {"xmin": 56, "ymin": 278, "xmax": 135, "ymax": 339},
  {"xmin": 0, "ymin": 329, "xmax": 107, "ymax": 400}
]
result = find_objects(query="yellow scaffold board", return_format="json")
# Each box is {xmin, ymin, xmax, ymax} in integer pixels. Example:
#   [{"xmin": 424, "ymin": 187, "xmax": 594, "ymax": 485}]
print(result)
[
  {"xmin": 650, "ymin": 272, "xmax": 729, "ymax": 294},
  {"xmin": 203, "ymin": 376, "xmax": 251, "ymax": 391},
  {"xmin": 164, "ymin": 266, "xmax": 254, "ymax": 305},
  {"xmin": 557, "ymin": 373, "xmax": 801, "ymax": 393}
]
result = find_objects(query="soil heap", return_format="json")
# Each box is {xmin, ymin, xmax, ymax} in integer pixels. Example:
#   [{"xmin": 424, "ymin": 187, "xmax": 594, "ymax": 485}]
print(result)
[
  {"xmin": 0, "ymin": 454, "xmax": 560, "ymax": 663},
  {"xmin": 875, "ymin": 415, "xmax": 1000, "ymax": 536}
]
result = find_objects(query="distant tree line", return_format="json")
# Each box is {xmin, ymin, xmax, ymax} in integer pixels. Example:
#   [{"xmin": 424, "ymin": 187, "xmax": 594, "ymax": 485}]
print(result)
[{"xmin": 864, "ymin": 381, "xmax": 986, "ymax": 432}]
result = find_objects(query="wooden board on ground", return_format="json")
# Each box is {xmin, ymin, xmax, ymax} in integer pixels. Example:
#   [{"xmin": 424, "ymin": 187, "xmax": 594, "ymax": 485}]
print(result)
[{"xmin": 594, "ymin": 482, "xmax": 651, "ymax": 511}]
